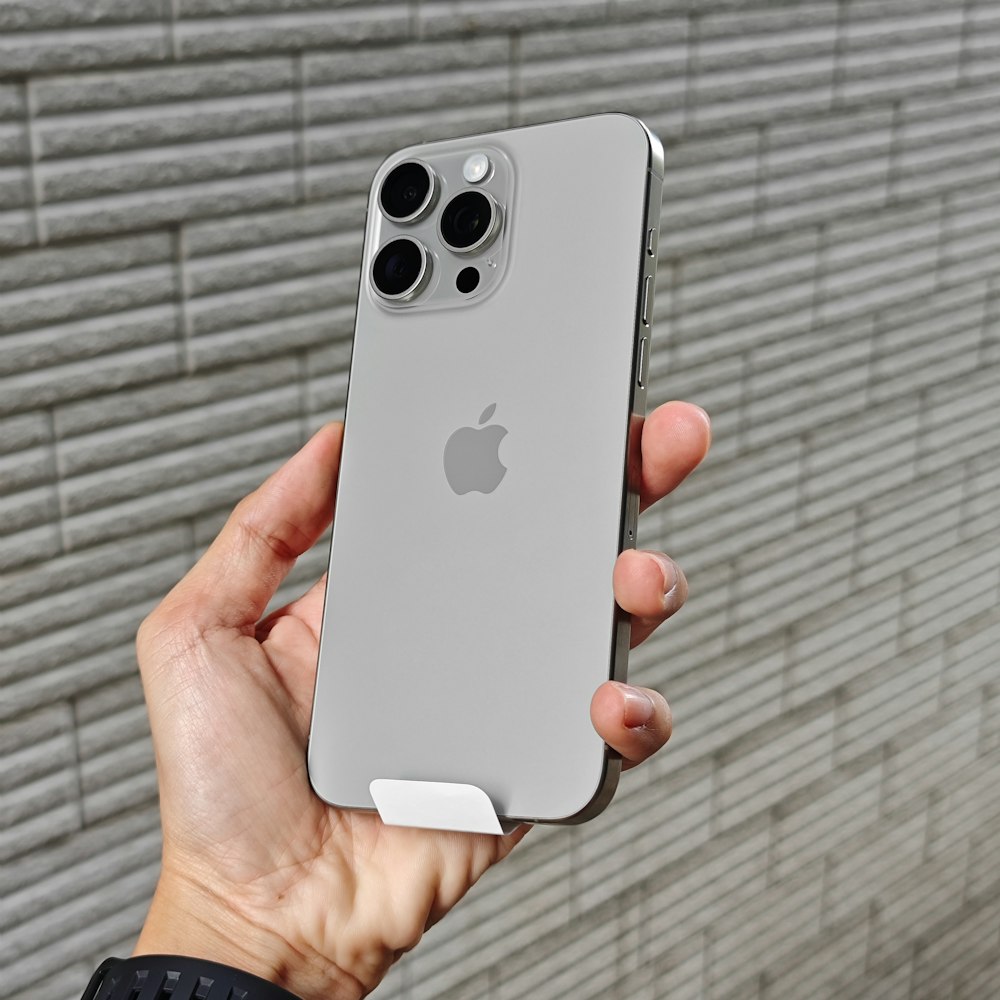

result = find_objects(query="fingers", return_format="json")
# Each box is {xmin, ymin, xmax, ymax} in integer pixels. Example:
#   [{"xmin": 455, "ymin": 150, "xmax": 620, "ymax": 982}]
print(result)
[
  {"xmin": 613, "ymin": 548, "xmax": 688, "ymax": 648},
  {"xmin": 591, "ymin": 681, "xmax": 672, "ymax": 770},
  {"xmin": 638, "ymin": 401, "xmax": 711, "ymax": 513},
  {"xmin": 255, "ymin": 573, "xmax": 328, "ymax": 642},
  {"xmin": 160, "ymin": 423, "xmax": 343, "ymax": 633}
]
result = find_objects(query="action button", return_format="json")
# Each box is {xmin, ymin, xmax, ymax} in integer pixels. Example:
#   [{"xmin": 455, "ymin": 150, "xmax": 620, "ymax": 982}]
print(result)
[
  {"xmin": 641, "ymin": 274, "xmax": 653, "ymax": 327},
  {"xmin": 646, "ymin": 228, "xmax": 657, "ymax": 257}
]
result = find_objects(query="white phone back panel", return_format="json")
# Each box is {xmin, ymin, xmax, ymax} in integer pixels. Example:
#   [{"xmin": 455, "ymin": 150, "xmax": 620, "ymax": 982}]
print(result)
[{"xmin": 309, "ymin": 114, "xmax": 662, "ymax": 824}]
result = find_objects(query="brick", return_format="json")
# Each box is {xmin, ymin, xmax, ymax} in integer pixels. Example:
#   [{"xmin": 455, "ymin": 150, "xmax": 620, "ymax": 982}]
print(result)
[
  {"xmin": 519, "ymin": 34, "xmax": 686, "ymax": 104},
  {"xmin": 925, "ymin": 753, "xmax": 1000, "ymax": 860},
  {"xmin": 760, "ymin": 917, "xmax": 868, "ymax": 999},
  {"xmin": 910, "ymin": 896, "xmax": 1000, "ymax": 1000},
  {"xmin": 0, "ymin": 1, "xmax": 161, "ymax": 32},
  {"xmin": 0, "ymin": 24, "xmax": 169, "ymax": 78},
  {"xmin": 0, "ymin": 862, "xmax": 156, "ymax": 969},
  {"xmin": 956, "ymin": 956, "xmax": 1000, "ymax": 1000},
  {"xmin": 785, "ymin": 583, "xmax": 904, "ymax": 710},
  {"xmin": 40, "ymin": 169, "xmax": 299, "ymax": 243},
  {"xmin": 940, "ymin": 610, "xmax": 1000, "ymax": 705},
  {"xmin": 575, "ymin": 763, "xmax": 715, "ymax": 915},
  {"xmin": 967, "ymin": 818, "xmax": 1000, "ymax": 899},
  {"xmin": 612, "ymin": 932, "xmax": 706, "ymax": 1000},
  {"xmin": 0, "ymin": 769, "xmax": 81, "ymax": 851},
  {"xmin": 38, "ymin": 133, "xmax": 296, "ymax": 206},
  {"xmin": 0, "ymin": 704, "xmax": 75, "ymax": 792},
  {"xmin": 186, "ymin": 228, "xmax": 360, "ymax": 299},
  {"xmin": 307, "ymin": 66, "xmax": 511, "ymax": 127},
  {"xmin": 769, "ymin": 755, "xmax": 882, "ymax": 882},
  {"xmin": 4, "ymin": 898, "xmax": 149, "ymax": 996},
  {"xmin": 823, "ymin": 799, "xmax": 928, "ymax": 926},
  {"xmin": 0, "ymin": 525, "xmax": 189, "ymax": 614},
  {"xmin": 869, "ymin": 842, "xmax": 971, "ymax": 966},
  {"xmin": 308, "ymin": 37, "xmax": 507, "ymax": 89},
  {"xmin": 706, "ymin": 861, "xmax": 824, "ymax": 997},
  {"xmin": 761, "ymin": 107, "xmax": 893, "ymax": 230},
  {"xmin": 417, "ymin": 0, "xmax": 609, "ymax": 38},
  {"xmin": 1, "ymin": 343, "xmax": 184, "ymax": 418},
  {"xmin": 35, "ymin": 58, "xmax": 293, "ymax": 116},
  {"xmin": 34, "ymin": 92, "xmax": 296, "ymax": 163},
  {"xmin": 0, "ymin": 436, "xmax": 55, "ymax": 495},
  {"xmin": 0, "ymin": 165, "xmax": 32, "ymax": 213},
  {"xmin": 880, "ymin": 702, "xmax": 982, "ymax": 816},
  {"xmin": 965, "ymin": 5, "xmax": 1000, "ymax": 82},
  {"xmin": 642, "ymin": 820, "xmax": 772, "ymax": 955},
  {"xmin": 835, "ymin": 647, "xmax": 943, "ymax": 765},
  {"xmin": 57, "ymin": 383, "xmax": 303, "ymax": 478},
  {"xmin": 60, "ymin": 443, "xmax": 295, "ymax": 550},
  {"xmin": 0, "ymin": 207, "xmax": 34, "ymax": 251},
  {"xmin": 714, "ymin": 702, "xmax": 836, "ymax": 831},
  {"xmin": 175, "ymin": 5, "xmax": 409, "ymax": 59}
]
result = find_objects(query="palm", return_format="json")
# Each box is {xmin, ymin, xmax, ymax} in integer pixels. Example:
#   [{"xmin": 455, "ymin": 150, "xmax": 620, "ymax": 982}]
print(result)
[{"xmin": 149, "ymin": 588, "xmax": 521, "ymax": 991}]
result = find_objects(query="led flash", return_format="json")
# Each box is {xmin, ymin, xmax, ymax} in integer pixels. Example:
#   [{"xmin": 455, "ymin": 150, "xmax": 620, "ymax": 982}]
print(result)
[{"xmin": 463, "ymin": 153, "xmax": 492, "ymax": 184}]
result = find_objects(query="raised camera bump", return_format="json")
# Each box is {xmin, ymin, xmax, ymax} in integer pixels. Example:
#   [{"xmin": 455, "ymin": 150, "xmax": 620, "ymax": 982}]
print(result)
[{"xmin": 379, "ymin": 159, "xmax": 437, "ymax": 224}]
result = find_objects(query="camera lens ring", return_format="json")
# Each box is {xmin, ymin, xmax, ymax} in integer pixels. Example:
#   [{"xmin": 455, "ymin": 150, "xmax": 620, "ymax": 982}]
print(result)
[
  {"xmin": 371, "ymin": 237, "xmax": 432, "ymax": 302},
  {"xmin": 379, "ymin": 159, "xmax": 437, "ymax": 223},
  {"xmin": 439, "ymin": 189, "xmax": 502, "ymax": 255}
]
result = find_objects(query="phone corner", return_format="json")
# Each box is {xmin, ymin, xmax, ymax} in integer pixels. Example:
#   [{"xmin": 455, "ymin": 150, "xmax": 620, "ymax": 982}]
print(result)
[
  {"xmin": 600, "ymin": 113, "xmax": 665, "ymax": 180},
  {"xmin": 537, "ymin": 753, "xmax": 624, "ymax": 828}
]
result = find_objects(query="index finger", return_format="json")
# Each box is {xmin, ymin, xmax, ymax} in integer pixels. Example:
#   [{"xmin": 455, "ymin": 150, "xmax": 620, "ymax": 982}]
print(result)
[{"xmin": 638, "ymin": 401, "xmax": 712, "ymax": 513}]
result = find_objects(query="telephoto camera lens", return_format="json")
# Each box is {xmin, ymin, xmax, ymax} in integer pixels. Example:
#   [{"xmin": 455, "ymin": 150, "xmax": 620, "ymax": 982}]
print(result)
[
  {"xmin": 439, "ymin": 190, "xmax": 501, "ymax": 253},
  {"xmin": 379, "ymin": 160, "xmax": 436, "ymax": 222},
  {"xmin": 371, "ymin": 238, "xmax": 431, "ymax": 301}
]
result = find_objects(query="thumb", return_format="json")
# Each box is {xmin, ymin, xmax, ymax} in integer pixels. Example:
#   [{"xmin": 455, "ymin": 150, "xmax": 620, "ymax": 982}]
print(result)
[{"xmin": 155, "ymin": 422, "xmax": 343, "ymax": 633}]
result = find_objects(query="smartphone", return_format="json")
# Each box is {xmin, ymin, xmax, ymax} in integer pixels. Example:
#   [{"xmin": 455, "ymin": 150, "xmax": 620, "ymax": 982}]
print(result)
[{"xmin": 308, "ymin": 113, "xmax": 664, "ymax": 828}]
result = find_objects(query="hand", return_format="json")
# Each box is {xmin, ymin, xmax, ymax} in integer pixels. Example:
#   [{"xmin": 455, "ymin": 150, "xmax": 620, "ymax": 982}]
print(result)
[{"xmin": 133, "ymin": 401, "xmax": 711, "ymax": 999}]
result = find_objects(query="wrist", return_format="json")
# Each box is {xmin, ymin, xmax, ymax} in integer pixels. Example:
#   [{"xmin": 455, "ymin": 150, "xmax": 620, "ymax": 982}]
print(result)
[{"xmin": 134, "ymin": 868, "xmax": 365, "ymax": 1000}]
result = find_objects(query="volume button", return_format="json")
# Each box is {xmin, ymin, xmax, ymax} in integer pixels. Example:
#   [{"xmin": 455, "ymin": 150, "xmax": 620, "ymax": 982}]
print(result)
[
  {"xmin": 637, "ymin": 336, "xmax": 648, "ymax": 389},
  {"xmin": 641, "ymin": 274, "xmax": 653, "ymax": 327}
]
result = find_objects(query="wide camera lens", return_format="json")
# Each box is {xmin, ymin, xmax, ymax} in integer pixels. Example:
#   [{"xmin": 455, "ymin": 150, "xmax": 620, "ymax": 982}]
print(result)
[
  {"xmin": 440, "ymin": 190, "xmax": 500, "ymax": 253},
  {"xmin": 379, "ymin": 160, "xmax": 434, "ymax": 222},
  {"xmin": 371, "ymin": 238, "xmax": 430, "ymax": 301}
]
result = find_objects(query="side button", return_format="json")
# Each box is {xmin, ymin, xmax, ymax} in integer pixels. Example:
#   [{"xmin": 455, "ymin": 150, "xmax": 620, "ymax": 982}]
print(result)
[
  {"xmin": 641, "ymin": 274, "xmax": 653, "ymax": 327},
  {"xmin": 637, "ymin": 336, "xmax": 648, "ymax": 389}
]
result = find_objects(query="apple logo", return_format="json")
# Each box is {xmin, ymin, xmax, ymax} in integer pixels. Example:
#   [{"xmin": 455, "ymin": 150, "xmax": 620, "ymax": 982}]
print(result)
[{"xmin": 443, "ymin": 403, "xmax": 508, "ymax": 495}]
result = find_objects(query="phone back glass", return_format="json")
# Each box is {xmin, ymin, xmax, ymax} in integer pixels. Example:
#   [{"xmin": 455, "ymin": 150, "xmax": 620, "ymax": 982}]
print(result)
[{"xmin": 309, "ymin": 114, "xmax": 661, "ymax": 823}]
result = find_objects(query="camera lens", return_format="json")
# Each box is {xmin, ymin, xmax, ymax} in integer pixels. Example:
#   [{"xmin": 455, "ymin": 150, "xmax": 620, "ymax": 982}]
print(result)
[
  {"xmin": 439, "ymin": 190, "xmax": 501, "ymax": 254},
  {"xmin": 379, "ymin": 160, "xmax": 435, "ymax": 222},
  {"xmin": 371, "ymin": 238, "xmax": 430, "ymax": 301}
]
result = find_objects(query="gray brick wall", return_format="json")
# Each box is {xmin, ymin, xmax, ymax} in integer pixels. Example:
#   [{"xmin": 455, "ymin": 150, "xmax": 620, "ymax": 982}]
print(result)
[{"xmin": 1, "ymin": 1, "xmax": 999, "ymax": 997}]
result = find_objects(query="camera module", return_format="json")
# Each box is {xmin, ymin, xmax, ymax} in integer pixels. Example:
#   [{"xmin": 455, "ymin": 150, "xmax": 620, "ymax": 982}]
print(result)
[
  {"xmin": 379, "ymin": 160, "xmax": 436, "ymax": 223},
  {"xmin": 371, "ymin": 237, "xmax": 431, "ymax": 301},
  {"xmin": 439, "ymin": 190, "xmax": 501, "ymax": 254}
]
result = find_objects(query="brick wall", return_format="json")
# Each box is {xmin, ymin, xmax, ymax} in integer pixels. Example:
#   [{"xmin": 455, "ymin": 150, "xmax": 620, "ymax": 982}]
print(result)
[{"xmin": 2, "ymin": 2, "xmax": 999, "ymax": 998}]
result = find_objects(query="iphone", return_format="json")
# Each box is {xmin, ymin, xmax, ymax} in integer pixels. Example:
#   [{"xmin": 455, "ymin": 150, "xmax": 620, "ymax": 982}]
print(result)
[{"xmin": 308, "ymin": 113, "xmax": 664, "ymax": 828}]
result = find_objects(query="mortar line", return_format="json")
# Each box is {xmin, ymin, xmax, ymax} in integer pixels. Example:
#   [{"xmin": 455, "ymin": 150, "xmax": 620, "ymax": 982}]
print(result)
[{"xmin": 23, "ymin": 78, "xmax": 45, "ymax": 246}]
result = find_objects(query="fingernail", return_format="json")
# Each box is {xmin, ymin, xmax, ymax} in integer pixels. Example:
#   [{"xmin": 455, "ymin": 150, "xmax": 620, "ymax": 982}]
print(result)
[
  {"xmin": 623, "ymin": 688, "xmax": 655, "ymax": 729},
  {"xmin": 650, "ymin": 553, "xmax": 678, "ymax": 603}
]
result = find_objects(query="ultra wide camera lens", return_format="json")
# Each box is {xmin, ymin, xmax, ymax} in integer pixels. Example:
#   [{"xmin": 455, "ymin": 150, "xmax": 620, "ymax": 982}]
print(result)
[
  {"xmin": 379, "ymin": 160, "xmax": 435, "ymax": 222},
  {"xmin": 439, "ymin": 190, "xmax": 501, "ymax": 254},
  {"xmin": 371, "ymin": 237, "xmax": 430, "ymax": 301}
]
